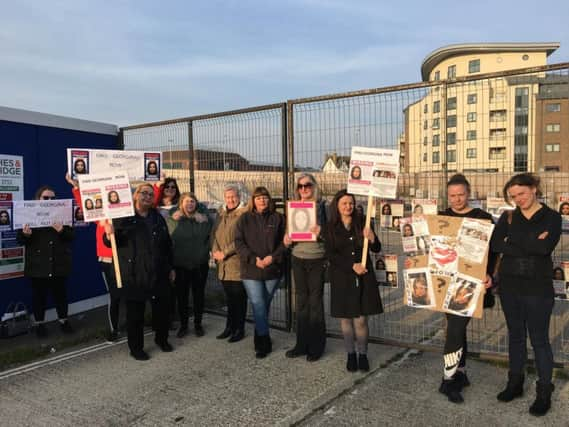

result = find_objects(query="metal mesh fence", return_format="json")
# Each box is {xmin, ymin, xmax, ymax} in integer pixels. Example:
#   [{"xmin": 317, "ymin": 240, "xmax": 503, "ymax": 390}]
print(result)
[{"xmin": 121, "ymin": 63, "xmax": 569, "ymax": 363}]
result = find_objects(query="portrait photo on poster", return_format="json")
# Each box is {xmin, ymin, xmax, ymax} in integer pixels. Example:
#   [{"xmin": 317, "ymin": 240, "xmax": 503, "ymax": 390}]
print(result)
[{"xmin": 405, "ymin": 268, "xmax": 435, "ymax": 309}]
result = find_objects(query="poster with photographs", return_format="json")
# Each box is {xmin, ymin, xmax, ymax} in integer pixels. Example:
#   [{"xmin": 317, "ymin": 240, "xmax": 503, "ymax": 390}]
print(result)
[
  {"xmin": 379, "ymin": 199, "xmax": 404, "ymax": 229},
  {"xmin": 554, "ymin": 262, "xmax": 569, "ymax": 300},
  {"xmin": 67, "ymin": 148, "xmax": 162, "ymax": 182},
  {"xmin": 456, "ymin": 218, "xmax": 494, "ymax": 264},
  {"xmin": 558, "ymin": 194, "xmax": 569, "ymax": 234},
  {"xmin": 486, "ymin": 196, "xmax": 514, "ymax": 221},
  {"xmin": 404, "ymin": 268, "xmax": 435, "ymax": 309},
  {"xmin": 400, "ymin": 217, "xmax": 430, "ymax": 254},
  {"xmin": 372, "ymin": 253, "xmax": 387, "ymax": 283},
  {"xmin": 347, "ymin": 146, "xmax": 399, "ymax": 199},
  {"xmin": 385, "ymin": 254, "xmax": 398, "ymax": 287},
  {"xmin": 286, "ymin": 201, "xmax": 317, "ymax": 242},
  {"xmin": 12, "ymin": 199, "xmax": 73, "ymax": 229},
  {"xmin": 443, "ymin": 273, "xmax": 484, "ymax": 317},
  {"xmin": 78, "ymin": 172, "xmax": 134, "ymax": 222},
  {"xmin": 72, "ymin": 200, "xmax": 89, "ymax": 227},
  {"xmin": 412, "ymin": 199, "xmax": 437, "ymax": 216}
]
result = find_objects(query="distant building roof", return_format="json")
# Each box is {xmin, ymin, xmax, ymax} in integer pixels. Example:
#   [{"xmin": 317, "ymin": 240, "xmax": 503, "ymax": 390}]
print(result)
[{"xmin": 421, "ymin": 42, "xmax": 560, "ymax": 81}]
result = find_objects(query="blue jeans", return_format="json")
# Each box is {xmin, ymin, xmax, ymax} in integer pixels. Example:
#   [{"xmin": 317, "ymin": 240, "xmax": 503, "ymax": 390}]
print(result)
[
  {"xmin": 500, "ymin": 293, "xmax": 554, "ymax": 383},
  {"xmin": 242, "ymin": 278, "xmax": 280, "ymax": 336}
]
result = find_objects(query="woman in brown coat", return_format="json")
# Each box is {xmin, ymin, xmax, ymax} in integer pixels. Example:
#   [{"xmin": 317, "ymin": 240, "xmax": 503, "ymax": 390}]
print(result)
[{"xmin": 211, "ymin": 184, "xmax": 248, "ymax": 342}]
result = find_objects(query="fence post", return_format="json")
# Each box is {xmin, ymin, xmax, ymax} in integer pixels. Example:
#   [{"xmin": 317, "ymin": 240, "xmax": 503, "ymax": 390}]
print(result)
[
  {"xmin": 188, "ymin": 121, "xmax": 195, "ymax": 193},
  {"xmin": 283, "ymin": 102, "xmax": 293, "ymax": 332}
]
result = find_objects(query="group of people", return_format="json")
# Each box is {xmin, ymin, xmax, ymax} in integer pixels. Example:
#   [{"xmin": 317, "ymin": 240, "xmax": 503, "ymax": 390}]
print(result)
[{"xmin": 15, "ymin": 170, "xmax": 561, "ymax": 417}]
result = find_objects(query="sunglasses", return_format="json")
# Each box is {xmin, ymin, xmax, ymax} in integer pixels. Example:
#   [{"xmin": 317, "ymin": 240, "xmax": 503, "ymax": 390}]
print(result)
[
  {"xmin": 41, "ymin": 196, "xmax": 56, "ymax": 200},
  {"xmin": 297, "ymin": 183, "xmax": 313, "ymax": 190},
  {"xmin": 164, "ymin": 184, "xmax": 177, "ymax": 189}
]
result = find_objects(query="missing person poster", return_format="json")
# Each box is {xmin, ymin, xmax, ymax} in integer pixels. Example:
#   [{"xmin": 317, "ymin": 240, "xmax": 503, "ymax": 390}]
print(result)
[
  {"xmin": 12, "ymin": 200, "xmax": 73, "ymax": 229},
  {"xmin": 286, "ymin": 201, "xmax": 317, "ymax": 242},
  {"xmin": 554, "ymin": 262, "xmax": 569, "ymax": 300},
  {"xmin": 385, "ymin": 254, "xmax": 398, "ymax": 287},
  {"xmin": 67, "ymin": 148, "xmax": 162, "ymax": 182},
  {"xmin": 379, "ymin": 199, "xmax": 404, "ymax": 229},
  {"xmin": 400, "ymin": 217, "xmax": 430, "ymax": 254},
  {"xmin": 347, "ymin": 146, "xmax": 399, "ymax": 199},
  {"xmin": 404, "ymin": 268, "xmax": 435, "ymax": 309},
  {"xmin": 558, "ymin": 194, "xmax": 569, "ymax": 234},
  {"xmin": 78, "ymin": 172, "xmax": 134, "ymax": 222},
  {"xmin": 412, "ymin": 199, "xmax": 437, "ymax": 216},
  {"xmin": 402, "ymin": 215, "xmax": 493, "ymax": 318},
  {"xmin": 372, "ymin": 253, "xmax": 387, "ymax": 283}
]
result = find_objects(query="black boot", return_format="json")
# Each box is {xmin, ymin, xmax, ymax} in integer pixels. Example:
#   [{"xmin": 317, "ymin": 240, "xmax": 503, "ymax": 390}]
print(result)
[
  {"xmin": 346, "ymin": 352, "xmax": 358, "ymax": 372},
  {"xmin": 439, "ymin": 377, "xmax": 464, "ymax": 403},
  {"xmin": 529, "ymin": 381, "xmax": 554, "ymax": 416},
  {"xmin": 497, "ymin": 372, "xmax": 524, "ymax": 402},
  {"xmin": 454, "ymin": 371, "xmax": 470, "ymax": 390},
  {"xmin": 228, "ymin": 329, "xmax": 244, "ymax": 343},
  {"xmin": 358, "ymin": 354, "xmax": 370, "ymax": 372},
  {"xmin": 216, "ymin": 327, "xmax": 231, "ymax": 339},
  {"xmin": 254, "ymin": 330, "xmax": 260, "ymax": 352},
  {"xmin": 256, "ymin": 335, "xmax": 271, "ymax": 359}
]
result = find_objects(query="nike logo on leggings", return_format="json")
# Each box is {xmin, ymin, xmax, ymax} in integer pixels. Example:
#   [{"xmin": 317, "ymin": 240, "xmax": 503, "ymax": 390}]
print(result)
[{"xmin": 443, "ymin": 348, "xmax": 463, "ymax": 378}]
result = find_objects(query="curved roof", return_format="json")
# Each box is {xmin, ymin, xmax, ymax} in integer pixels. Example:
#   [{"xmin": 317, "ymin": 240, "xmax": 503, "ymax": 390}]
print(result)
[{"xmin": 421, "ymin": 42, "xmax": 560, "ymax": 81}]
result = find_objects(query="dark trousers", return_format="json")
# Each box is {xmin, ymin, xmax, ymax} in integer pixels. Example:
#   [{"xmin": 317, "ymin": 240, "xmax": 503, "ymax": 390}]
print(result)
[
  {"xmin": 126, "ymin": 296, "xmax": 169, "ymax": 353},
  {"xmin": 443, "ymin": 313, "xmax": 470, "ymax": 378},
  {"xmin": 292, "ymin": 256, "xmax": 326, "ymax": 357},
  {"xmin": 100, "ymin": 262, "xmax": 121, "ymax": 332},
  {"xmin": 175, "ymin": 264, "xmax": 208, "ymax": 327},
  {"xmin": 30, "ymin": 277, "xmax": 68, "ymax": 322},
  {"xmin": 500, "ymin": 293, "xmax": 554, "ymax": 383},
  {"xmin": 221, "ymin": 280, "xmax": 248, "ymax": 332}
]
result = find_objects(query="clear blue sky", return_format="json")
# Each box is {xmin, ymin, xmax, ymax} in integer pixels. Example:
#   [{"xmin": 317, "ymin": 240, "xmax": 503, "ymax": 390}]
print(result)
[{"xmin": 1, "ymin": 0, "xmax": 568, "ymax": 127}]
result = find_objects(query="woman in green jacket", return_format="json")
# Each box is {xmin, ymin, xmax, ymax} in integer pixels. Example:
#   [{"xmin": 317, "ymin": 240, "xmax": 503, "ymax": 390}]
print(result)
[{"xmin": 167, "ymin": 192, "xmax": 212, "ymax": 338}]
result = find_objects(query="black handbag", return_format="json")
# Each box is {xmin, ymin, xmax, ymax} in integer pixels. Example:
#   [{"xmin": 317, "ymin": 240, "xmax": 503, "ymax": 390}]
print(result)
[{"xmin": 0, "ymin": 301, "xmax": 32, "ymax": 338}]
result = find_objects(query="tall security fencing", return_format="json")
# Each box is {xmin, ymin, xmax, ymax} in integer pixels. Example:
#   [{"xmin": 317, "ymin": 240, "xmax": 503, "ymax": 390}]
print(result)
[{"xmin": 122, "ymin": 62, "xmax": 569, "ymax": 364}]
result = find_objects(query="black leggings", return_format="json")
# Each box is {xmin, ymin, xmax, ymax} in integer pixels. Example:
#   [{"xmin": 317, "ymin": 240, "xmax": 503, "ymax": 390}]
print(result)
[
  {"xmin": 221, "ymin": 280, "xmax": 248, "ymax": 332},
  {"xmin": 30, "ymin": 277, "xmax": 68, "ymax": 322},
  {"xmin": 100, "ymin": 261, "xmax": 121, "ymax": 332},
  {"xmin": 443, "ymin": 313, "xmax": 470, "ymax": 378},
  {"xmin": 126, "ymin": 296, "xmax": 169, "ymax": 353},
  {"xmin": 175, "ymin": 264, "xmax": 209, "ymax": 327}
]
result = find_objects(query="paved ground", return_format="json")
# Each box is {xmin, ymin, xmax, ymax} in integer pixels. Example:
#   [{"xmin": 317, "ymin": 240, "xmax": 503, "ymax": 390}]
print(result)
[{"xmin": 1, "ymin": 314, "xmax": 568, "ymax": 426}]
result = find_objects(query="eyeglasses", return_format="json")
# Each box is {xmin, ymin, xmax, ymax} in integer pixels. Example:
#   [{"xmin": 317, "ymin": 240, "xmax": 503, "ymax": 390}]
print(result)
[
  {"xmin": 139, "ymin": 191, "xmax": 154, "ymax": 197},
  {"xmin": 164, "ymin": 185, "xmax": 176, "ymax": 189},
  {"xmin": 297, "ymin": 183, "xmax": 313, "ymax": 190},
  {"xmin": 41, "ymin": 196, "xmax": 56, "ymax": 200}
]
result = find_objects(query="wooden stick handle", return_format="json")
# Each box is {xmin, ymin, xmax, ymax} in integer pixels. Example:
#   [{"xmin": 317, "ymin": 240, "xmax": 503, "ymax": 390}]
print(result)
[
  {"xmin": 108, "ymin": 219, "xmax": 122, "ymax": 289},
  {"xmin": 360, "ymin": 193, "xmax": 374, "ymax": 267}
]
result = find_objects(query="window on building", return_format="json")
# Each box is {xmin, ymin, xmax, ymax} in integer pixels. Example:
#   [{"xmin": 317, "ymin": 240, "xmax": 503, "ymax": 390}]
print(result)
[
  {"xmin": 447, "ymin": 132, "xmax": 456, "ymax": 145},
  {"xmin": 468, "ymin": 59, "xmax": 480, "ymax": 73},
  {"xmin": 433, "ymin": 100, "xmax": 440, "ymax": 113},
  {"xmin": 447, "ymin": 150, "xmax": 456, "ymax": 162},
  {"xmin": 447, "ymin": 115, "xmax": 457, "ymax": 128},
  {"xmin": 423, "ymin": 152, "xmax": 427, "ymax": 162},
  {"xmin": 467, "ymin": 94, "xmax": 477, "ymax": 104},
  {"xmin": 490, "ymin": 128, "xmax": 507, "ymax": 138},
  {"xmin": 447, "ymin": 65, "xmax": 456, "ymax": 79},
  {"xmin": 489, "ymin": 147, "xmax": 507, "ymax": 160},
  {"xmin": 466, "ymin": 148, "xmax": 477, "ymax": 158},
  {"xmin": 546, "ymin": 103, "xmax": 561, "ymax": 113},
  {"xmin": 545, "ymin": 143, "xmax": 560, "ymax": 152},
  {"xmin": 432, "ymin": 118, "xmax": 440, "ymax": 129},
  {"xmin": 432, "ymin": 152, "xmax": 440, "ymax": 163},
  {"xmin": 467, "ymin": 112, "xmax": 477, "ymax": 122},
  {"xmin": 546, "ymin": 123, "xmax": 561, "ymax": 132},
  {"xmin": 424, "ymin": 104, "xmax": 428, "ymax": 114},
  {"xmin": 423, "ymin": 120, "xmax": 428, "ymax": 130},
  {"xmin": 466, "ymin": 130, "xmax": 477, "ymax": 140},
  {"xmin": 434, "ymin": 70, "xmax": 440, "ymax": 81},
  {"xmin": 544, "ymin": 166, "xmax": 560, "ymax": 171},
  {"xmin": 423, "ymin": 136, "xmax": 428, "ymax": 145},
  {"xmin": 447, "ymin": 97, "xmax": 457, "ymax": 110},
  {"xmin": 432, "ymin": 134, "xmax": 440, "ymax": 146},
  {"xmin": 490, "ymin": 109, "xmax": 507, "ymax": 122}
]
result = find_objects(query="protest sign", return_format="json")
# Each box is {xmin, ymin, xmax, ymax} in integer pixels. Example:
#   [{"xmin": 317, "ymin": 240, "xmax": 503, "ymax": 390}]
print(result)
[
  {"xmin": 402, "ymin": 214, "xmax": 494, "ymax": 318},
  {"xmin": 12, "ymin": 200, "xmax": 73, "ymax": 229},
  {"xmin": 77, "ymin": 173, "xmax": 134, "ymax": 222},
  {"xmin": 347, "ymin": 147, "xmax": 399, "ymax": 199},
  {"xmin": 558, "ymin": 194, "xmax": 569, "ymax": 234},
  {"xmin": 286, "ymin": 201, "xmax": 317, "ymax": 242},
  {"xmin": 68, "ymin": 148, "xmax": 162, "ymax": 181},
  {"xmin": 412, "ymin": 199, "xmax": 437, "ymax": 216},
  {"xmin": 0, "ymin": 154, "xmax": 24, "ymax": 201}
]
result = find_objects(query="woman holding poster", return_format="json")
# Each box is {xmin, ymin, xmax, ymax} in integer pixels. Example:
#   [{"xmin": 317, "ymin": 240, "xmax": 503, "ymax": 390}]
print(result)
[
  {"xmin": 104, "ymin": 183, "xmax": 175, "ymax": 361},
  {"xmin": 166, "ymin": 193, "xmax": 212, "ymax": 338},
  {"xmin": 283, "ymin": 173, "xmax": 328, "ymax": 362},
  {"xmin": 16, "ymin": 186, "xmax": 75, "ymax": 338},
  {"xmin": 435, "ymin": 174, "xmax": 494, "ymax": 404},
  {"xmin": 491, "ymin": 173, "xmax": 561, "ymax": 416},
  {"xmin": 324, "ymin": 189, "xmax": 382, "ymax": 373}
]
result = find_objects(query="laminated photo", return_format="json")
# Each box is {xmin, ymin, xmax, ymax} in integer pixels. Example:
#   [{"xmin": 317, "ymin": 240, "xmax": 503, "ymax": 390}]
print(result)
[
  {"xmin": 379, "ymin": 199, "xmax": 404, "ymax": 230},
  {"xmin": 428, "ymin": 235, "xmax": 458, "ymax": 275},
  {"xmin": 411, "ymin": 199, "xmax": 437, "ymax": 216},
  {"xmin": 456, "ymin": 218, "xmax": 494, "ymax": 264},
  {"xmin": 385, "ymin": 254, "xmax": 398, "ymax": 288},
  {"xmin": 443, "ymin": 273, "xmax": 483, "ymax": 317},
  {"xmin": 558, "ymin": 194, "xmax": 569, "ymax": 234},
  {"xmin": 404, "ymin": 268, "xmax": 435, "ymax": 309},
  {"xmin": 372, "ymin": 253, "xmax": 387, "ymax": 283}
]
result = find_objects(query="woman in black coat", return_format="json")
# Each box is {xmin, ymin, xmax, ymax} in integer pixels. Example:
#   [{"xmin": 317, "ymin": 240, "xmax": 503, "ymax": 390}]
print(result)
[
  {"xmin": 104, "ymin": 183, "xmax": 176, "ymax": 361},
  {"xmin": 324, "ymin": 189, "xmax": 382, "ymax": 372},
  {"xmin": 491, "ymin": 173, "xmax": 561, "ymax": 416},
  {"xmin": 16, "ymin": 185, "xmax": 75, "ymax": 338}
]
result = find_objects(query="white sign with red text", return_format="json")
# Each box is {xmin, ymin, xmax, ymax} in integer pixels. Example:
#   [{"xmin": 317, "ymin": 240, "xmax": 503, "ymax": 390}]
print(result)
[{"xmin": 77, "ymin": 172, "xmax": 134, "ymax": 222}]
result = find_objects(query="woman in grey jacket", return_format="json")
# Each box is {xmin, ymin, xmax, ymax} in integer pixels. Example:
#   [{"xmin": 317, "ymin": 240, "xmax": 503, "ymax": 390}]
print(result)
[{"xmin": 212, "ymin": 184, "xmax": 247, "ymax": 343}]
